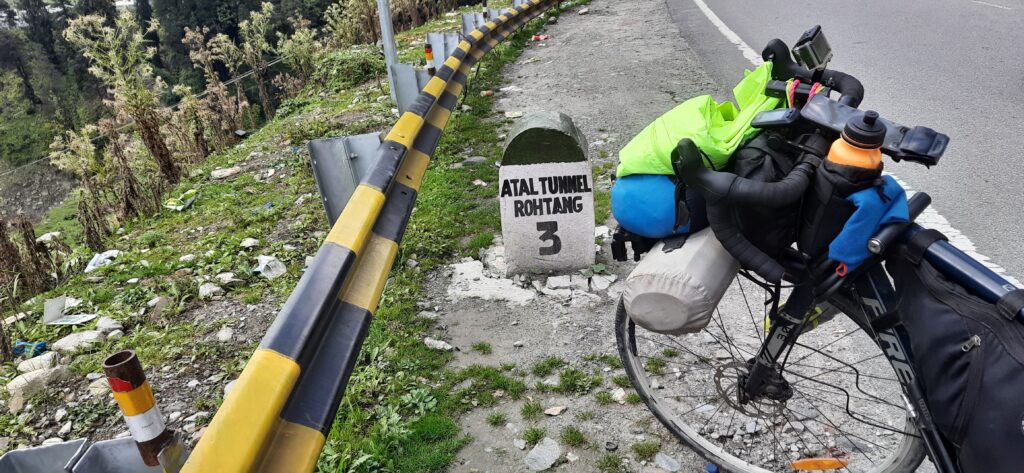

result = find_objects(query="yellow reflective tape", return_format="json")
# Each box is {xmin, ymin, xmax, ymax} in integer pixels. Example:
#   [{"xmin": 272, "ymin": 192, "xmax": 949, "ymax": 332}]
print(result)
[
  {"xmin": 470, "ymin": 49, "xmax": 485, "ymax": 60},
  {"xmin": 111, "ymin": 381, "xmax": 156, "ymax": 417},
  {"xmin": 384, "ymin": 113, "xmax": 424, "ymax": 147},
  {"xmin": 422, "ymin": 76, "xmax": 446, "ymax": 98},
  {"xmin": 325, "ymin": 186, "xmax": 385, "ymax": 254},
  {"xmin": 484, "ymin": 20, "xmax": 497, "ymax": 30},
  {"xmin": 182, "ymin": 349, "xmax": 300, "ymax": 473},
  {"xmin": 470, "ymin": 30, "xmax": 484, "ymax": 40},
  {"xmin": 397, "ymin": 149, "xmax": 431, "ymax": 191},
  {"xmin": 426, "ymin": 107, "xmax": 451, "ymax": 131},
  {"xmin": 457, "ymin": 41, "xmax": 471, "ymax": 53},
  {"xmin": 486, "ymin": 37, "xmax": 499, "ymax": 48},
  {"xmin": 340, "ymin": 234, "xmax": 399, "ymax": 313},
  {"xmin": 458, "ymin": 63, "xmax": 473, "ymax": 77},
  {"xmin": 445, "ymin": 81, "xmax": 465, "ymax": 99},
  {"xmin": 498, "ymin": 14, "xmax": 509, "ymax": 22},
  {"xmin": 443, "ymin": 55, "xmax": 462, "ymax": 71},
  {"xmin": 255, "ymin": 420, "xmax": 325, "ymax": 473}
]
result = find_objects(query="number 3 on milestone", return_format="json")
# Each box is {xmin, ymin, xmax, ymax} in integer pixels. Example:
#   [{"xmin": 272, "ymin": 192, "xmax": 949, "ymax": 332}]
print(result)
[{"xmin": 537, "ymin": 221, "xmax": 561, "ymax": 255}]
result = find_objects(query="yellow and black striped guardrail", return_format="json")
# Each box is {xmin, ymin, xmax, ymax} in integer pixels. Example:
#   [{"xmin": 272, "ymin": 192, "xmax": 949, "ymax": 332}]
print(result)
[{"xmin": 182, "ymin": 1, "xmax": 558, "ymax": 470}]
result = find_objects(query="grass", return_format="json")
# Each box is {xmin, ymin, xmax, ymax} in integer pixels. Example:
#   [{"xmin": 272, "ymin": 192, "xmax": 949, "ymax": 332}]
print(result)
[
  {"xmin": 612, "ymin": 374, "xmax": 631, "ymax": 387},
  {"xmin": 485, "ymin": 411, "xmax": 507, "ymax": 427},
  {"xmin": 625, "ymin": 392, "xmax": 642, "ymax": 404},
  {"xmin": 521, "ymin": 400, "xmax": 543, "ymax": 420},
  {"xmin": 575, "ymin": 410, "xmax": 595, "ymax": 421},
  {"xmin": 645, "ymin": 357, "xmax": 667, "ymax": 376},
  {"xmin": 531, "ymin": 356, "xmax": 566, "ymax": 377},
  {"xmin": 596, "ymin": 454, "xmax": 628, "ymax": 473},
  {"xmin": 471, "ymin": 341, "xmax": 493, "ymax": 355},
  {"xmin": 631, "ymin": 441, "xmax": 661, "ymax": 461},
  {"xmin": 523, "ymin": 426, "xmax": 546, "ymax": 446},
  {"xmin": 554, "ymin": 367, "xmax": 602, "ymax": 395},
  {"xmin": 560, "ymin": 425, "xmax": 588, "ymax": 448},
  {"xmin": 594, "ymin": 391, "xmax": 614, "ymax": 406},
  {"xmin": 661, "ymin": 348, "xmax": 679, "ymax": 358}
]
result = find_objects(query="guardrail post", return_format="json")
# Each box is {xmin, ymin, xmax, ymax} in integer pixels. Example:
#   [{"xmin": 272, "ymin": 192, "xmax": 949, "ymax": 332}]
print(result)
[
  {"xmin": 308, "ymin": 132, "xmax": 385, "ymax": 225},
  {"xmin": 376, "ymin": 0, "xmax": 400, "ymax": 102},
  {"xmin": 103, "ymin": 350, "xmax": 183, "ymax": 470}
]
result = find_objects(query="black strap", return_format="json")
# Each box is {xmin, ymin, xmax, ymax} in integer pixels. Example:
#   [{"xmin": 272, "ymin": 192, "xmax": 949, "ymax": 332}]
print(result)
[
  {"xmin": 906, "ymin": 228, "xmax": 947, "ymax": 265},
  {"xmin": 997, "ymin": 289, "xmax": 1024, "ymax": 321}
]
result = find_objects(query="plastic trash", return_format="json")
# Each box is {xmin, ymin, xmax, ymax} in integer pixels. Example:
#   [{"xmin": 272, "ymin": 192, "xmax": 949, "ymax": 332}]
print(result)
[
  {"xmin": 13, "ymin": 341, "xmax": 48, "ymax": 357},
  {"xmin": 84, "ymin": 250, "xmax": 121, "ymax": 273},
  {"xmin": 163, "ymin": 189, "xmax": 197, "ymax": 211}
]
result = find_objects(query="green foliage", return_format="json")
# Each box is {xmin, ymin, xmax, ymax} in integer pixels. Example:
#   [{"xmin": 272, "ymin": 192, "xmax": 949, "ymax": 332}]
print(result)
[
  {"xmin": 555, "ymin": 367, "xmax": 602, "ymax": 395},
  {"xmin": 661, "ymin": 348, "xmax": 679, "ymax": 358},
  {"xmin": 523, "ymin": 426, "xmax": 546, "ymax": 446},
  {"xmin": 612, "ymin": 375, "xmax": 631, "ymax": 388},
  {"xmin": 312, "ymin": 47, "xmax": 386, "ymax": 92},
  {"xmin": 485, "ymin": 411, "xmax": 507, "ymax": 427},
  {"xmin": 575, "ymin": 410, "xmax": 595, "ymax": 421},
  {"xmin": 645, "ymin": 358, "xmax": 667, "ymax": 376},
  {"xmin": 520, "ymin": 400, "xmax": 542, "ymax": 421},
  {"xmin": 625, "ymin": 392, "xmax": 642, "ymax": 404},
  {"xmin": 596, "ymin": 454, "xmax": 628, "ymax": 473},
  {"xmin": 594, "ymin": 391, "xmax": 614, "ymax": 406},
  {"xmin": 560, "ymin": 425, "xmax": 588, "ymax": 448},
  {"xmin": 531, "ymin": 356, "xmax": 566, "ymax": 377},
  {"xmin": 471, "ymin": 341, "xmax": 492, "ymax": 355},
  {"xmin": 631, "ymin": 441, "xmax": 661, "ymax": 461}
]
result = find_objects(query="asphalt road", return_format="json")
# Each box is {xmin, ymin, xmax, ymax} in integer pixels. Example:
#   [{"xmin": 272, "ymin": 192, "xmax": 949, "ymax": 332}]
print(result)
[{"xmin": 666, "ymin": 0, "xmax": 1024, "ymax": 278}]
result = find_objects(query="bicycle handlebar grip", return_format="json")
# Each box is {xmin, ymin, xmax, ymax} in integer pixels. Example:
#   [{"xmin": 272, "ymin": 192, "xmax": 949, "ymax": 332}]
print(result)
[
  {"xmin": 820, "ymin": 69, "xmax": 864, "ymax": 108},
  {"xmin": 706, "ymin": 201, "xmax": 787, "ymax": 283}
]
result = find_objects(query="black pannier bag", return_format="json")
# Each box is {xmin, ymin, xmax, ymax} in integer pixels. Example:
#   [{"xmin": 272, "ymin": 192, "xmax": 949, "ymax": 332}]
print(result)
[{"xmin": 887, "ymin": 241, "xmax": 1024, "ymax": 473}]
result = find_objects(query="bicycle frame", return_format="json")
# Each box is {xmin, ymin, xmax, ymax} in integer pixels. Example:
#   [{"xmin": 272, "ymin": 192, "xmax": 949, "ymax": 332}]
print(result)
[{"xmin": 742, "ymin": 213, "xmax": 1024, "ymax": 473}]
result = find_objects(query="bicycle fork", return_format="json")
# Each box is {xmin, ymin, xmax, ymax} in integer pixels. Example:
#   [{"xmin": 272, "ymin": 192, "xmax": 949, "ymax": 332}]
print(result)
[{"xmin": 741, "ymin": 285, "xmax": 816, "ymax": 402}]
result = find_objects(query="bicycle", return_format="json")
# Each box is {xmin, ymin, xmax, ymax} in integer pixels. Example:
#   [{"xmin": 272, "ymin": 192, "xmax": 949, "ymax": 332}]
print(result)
[{"xmin": 615, "ymin": 27, "xmax": 1018, "ymax": 473}]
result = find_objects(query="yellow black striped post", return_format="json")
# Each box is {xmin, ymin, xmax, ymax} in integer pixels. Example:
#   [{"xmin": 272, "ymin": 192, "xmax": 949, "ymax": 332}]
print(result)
[
  {"xmin": 183, "ymin": 1, "xmax": 556, "ymax": 470},
  {"xmin": 103, "ymin": 350, "xmax": 174, "ymax": 467}
]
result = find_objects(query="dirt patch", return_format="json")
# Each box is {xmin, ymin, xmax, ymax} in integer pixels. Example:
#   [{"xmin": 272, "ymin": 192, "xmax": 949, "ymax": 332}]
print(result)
[{"xmin": 0, "ymin": 161, "xmax": 76, "ymax": 222}]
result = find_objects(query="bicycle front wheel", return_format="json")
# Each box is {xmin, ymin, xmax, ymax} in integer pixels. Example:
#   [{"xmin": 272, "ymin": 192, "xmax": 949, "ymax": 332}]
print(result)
[{"xmin": 615, "ymin": 275, "xmax": 927, "ymax": 472}]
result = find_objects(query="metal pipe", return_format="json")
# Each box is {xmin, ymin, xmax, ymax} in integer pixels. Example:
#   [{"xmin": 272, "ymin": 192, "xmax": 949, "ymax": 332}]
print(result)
[{"xmin": 376, "ymin": 0, "xmax": 399, "ymax": 102}]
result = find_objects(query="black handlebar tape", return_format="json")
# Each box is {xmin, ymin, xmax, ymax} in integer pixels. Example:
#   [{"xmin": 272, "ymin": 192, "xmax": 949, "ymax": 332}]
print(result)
[
  {"xmin": 723, "ymin": 162, "xmax": 816, "ymax": 206},
  {"xmin": 820, "ymin": 69, "xmax": 864, "ymax": 108},
  {"xmin": 706, "ymin": 200, "xmax": 786, "ymax": 283}
]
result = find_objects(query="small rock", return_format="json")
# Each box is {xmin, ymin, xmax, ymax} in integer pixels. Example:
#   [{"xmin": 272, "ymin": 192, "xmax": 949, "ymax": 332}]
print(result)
[
  {"xmin": 650, "ymin": 378, "xmax": 661, "ymax": 390},
  {"xmin": 17, "ymin": 352, "xmax": 60, "ymax": 374},
  {"xmin": 471, "ymin": 179, "xmax": 487, "ymax": 187},
  {"xmin": 512, "ymin": 340, "xmax": 524, "ymax": 348},
  {"xmin": 216, "ymin": 327, "xmax": 234, "ymax": 342},
  {"xmin": 58, "ymin": 421, "xmax": 72, "ymax": 436},
  {"xmin": 52, "ymin": 331, "xmax": 105, "ymax": 354},
  {"xmin": 424, "ymin": 337, "xmax": 454, "ymax": 351},
  {"xmin": 605, "ymin": 441, "xmax": 618, "ymax": 451},
  {"xmin": 546, "ymin": 275, "xmax": 571, "ymax": 290},
  {"xmin": 654, "ymin": 452, "xmax": 681, "ymax": 472},
  {"xmin": 42, "ymin": 438, "xmax": 64, "ymax": 446},
  {"xmin": 745, "ymin": 421, "xmax": 759, "ymax": 434},
  {"xmin": 783, "ymin": 421, "xmax": 805, "ymax": 434},
  {"xmin": 504, "ymin": 111, "xmax": 524, "ymax": 118},
  {"xmin": 183, "ymin": 422, "xmax": 197, "ymax": 433},
  {"xmin": 169, "ymin": 411, "xmax": 183, "ymax": 423},
  {"xmin": 216, "ymin": 272, "xmax": 243, "ymax": 287},
  {"xmin": 88, "ymin": 378, "xmax": 110, "ymax": 396},
  {"xmin": 543, "ymin": 405, "xmax": 567, "ymax": 416},
  {"xmin": 198, "ymin": 283, "xmax": 225, "ymax": 299},
  {"xmin": 240, "ymin": 238, "xmax": 259, "ymax": 248},
  {"xmin": 417, "ymin": 311, "xmax": 439, "ymax": 320},
  {"xmin": 611, "ymin": 388, "xmax": 627, "ymax": 404},
  {"xmin": 96, "ymin": 316, "xmax": 124, "ymax": 334},
  {"xmin": 566, "ymin": 452, "xmax": 579, "ymax": 462},
  {"xmin": 461, "ymin": 156, "xmax": 487, "ymax": 166},
  {"xmin": 174, "ymin": 268, "xmax": 193, "ymax": 277},
  {"xmin": 36, "ymin": 232, "xmax": 62, "ymax": 244},
  {"xmin": 524, "ymin": 437, "xmax": 561, "ymax": 471},
  {"xmin": 578, "ymin": 7, "xmax": 590, "ymax": 14},
  {"xmin": 184, "ymin": 411, "xmax": 210, "ymax": 423},
  {"xmin": 514, "ymin": 438, "xmax": 527, "ymax": 450},
  {"xmin": 591, "ymin": 274, "xmax": 618, "ymax": 291},
  {"xmin": 211, "ymin": 166, "xmax": 242, "ymax": 179},
  {"xmin": 147, "ymin": 296, "xmax": 167, "ymax": 308},
  {"xmin": 406, "ymin": 259, "xmax": 419, "ymax": 268},
  {"xmin": 54, "ymin": 408, "xmax": 68, "ymax": 422},
  {"xmin": 86, "ymin": 373, "xmax": 103, "ymax": 381},
  {"xmin": 224, "ymin": 379, "xmax": 237, "ymax": 397},
  {"xmin": 107, "ymin": 329, "xmax": 124, "ymax": 341},
  {"xmin": 186, "ymin": 379, "xmax": 200, "ymax": 389},
  {"xmin": 179, "ymin": 254, "xmax": 196, "ymax": 263},
  {"xmin": 126, "ymin": 278, "xmax": 140, "ymax": 285}
]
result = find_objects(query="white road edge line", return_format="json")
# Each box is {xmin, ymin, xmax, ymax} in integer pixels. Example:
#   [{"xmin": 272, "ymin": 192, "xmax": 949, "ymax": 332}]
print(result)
[
  {"xmin": 689, "ymin": 0, "xmax": 1021, "ymax": 286},
  {"xmin": 972, "ymin": 0, "xmax": 1013, "ymax": 10}
]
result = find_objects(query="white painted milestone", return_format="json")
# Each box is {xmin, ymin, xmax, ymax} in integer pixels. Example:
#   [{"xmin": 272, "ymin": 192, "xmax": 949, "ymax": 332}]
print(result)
[{"xmin": 499, "ymin": 161, "xmax": 596, "ymax": 273}]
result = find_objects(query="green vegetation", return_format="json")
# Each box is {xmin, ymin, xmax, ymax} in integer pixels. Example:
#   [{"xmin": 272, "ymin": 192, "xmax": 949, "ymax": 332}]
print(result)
[
  {"xmin": 486, "ymin": 411, "xmax": 508, "ymax": 427},
  {"xmin": 521, "ymin": 400, "xmax": 543, "ymax": 420},
  {"xmin": 662, "ymin": 348, "xmax": 679, "ymax": 358},
  {"xmin": 555, "ymin": 367, "xmax": 602, "ymax": 395},
  {"xmin": 472, "ymin": 341, "xmax": 493, "ymax": 355},
  {"xmin": 596, "ymin": 454, "xmax": 628, "ymax": 473},
  {"xmin": 645, "ymin": 357, "xmax": 667, "ymax": 376},
  {"xmin": 626, "ymin": 392, "xmax": 643, "ymax": 405},
  {"xmin": 612, "ymin": 375, "xmax": 631, "ymax": 387},
  {"xmin": 631, "ymin": 441, "xmax": 661, "ymax": 461},
  {"xmin": 523, "ymin": 426, "xmax": 547, "ymax": 446},
  {"xmin": 594, "ymin": 391, "xmax": 615, "ymax": 406},
  {"xmin": 532, "ymin": 356, "xmax": 567, "ymax": 377},
  {"xmin": 575, "ymin": 410, "xmax": 596, "ymax": 421},
  {"xmin": 560, "ymin": 425, "xmax": 588, "ymax": 447}
]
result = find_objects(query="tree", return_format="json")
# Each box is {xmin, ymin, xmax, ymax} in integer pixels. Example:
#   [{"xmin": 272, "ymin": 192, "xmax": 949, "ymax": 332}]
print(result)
[
  {"xmin": 134, "ymin": 0, "xmax": 163, "ymax": 67},
  {"xmin": 17, "ymin": 0, "xmax": 59, "ymax": 65},
  {"xmin": 76, "ymin": 0, "xmax": 116, "ymax": 22},
  {"xmin": 324, "ymin": 0, "xmax": 378, "ymax": 47},
  {"xmin": 275, "ymin": 16, "xmax": 317, "ymax": 96},
  {"xmin": 65, "ymin": 11, "xmax": 181, "ymax": 184},
  {"xmin": 239, "ymin": 2, "xmax": 275, "ymax": 120},
  {"xmin": 0, "ymin": 0, "xmax": 16, "ymax": 28},
  {"xmin": 0, "ymin": 30, "xmax": 43, "ymax": 109},
  {"xmin": 183, "ymin": 26, "xmax": 241, "ymax": 145}
]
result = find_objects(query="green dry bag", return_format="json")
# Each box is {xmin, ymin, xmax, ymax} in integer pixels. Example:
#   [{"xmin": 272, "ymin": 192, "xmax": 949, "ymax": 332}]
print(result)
[{"xmin": 616, "ymin": 63, "xmax": 781, "ymax": 177}]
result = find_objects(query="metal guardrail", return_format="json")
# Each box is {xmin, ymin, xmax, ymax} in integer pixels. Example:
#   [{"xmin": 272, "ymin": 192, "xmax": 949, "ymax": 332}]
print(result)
[{"xmin": 181, "ymin": 0, "xmax": 557, "ymax": 471}]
